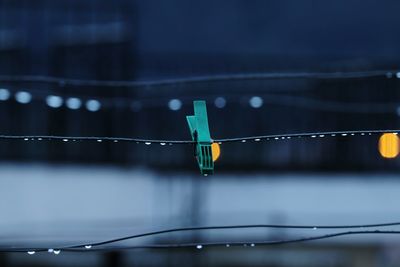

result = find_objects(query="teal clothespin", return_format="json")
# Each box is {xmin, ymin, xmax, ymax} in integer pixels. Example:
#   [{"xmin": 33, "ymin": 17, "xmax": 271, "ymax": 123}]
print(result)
[{"xmin": 187, "ymin": 100, "xmax": 214, "ymax": 175}]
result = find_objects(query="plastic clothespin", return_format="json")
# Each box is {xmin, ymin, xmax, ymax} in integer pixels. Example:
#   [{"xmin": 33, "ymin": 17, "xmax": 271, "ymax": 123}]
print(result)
[{"xmin": 187, "ymin": 100, "xmax": 214, "ymax": 175}]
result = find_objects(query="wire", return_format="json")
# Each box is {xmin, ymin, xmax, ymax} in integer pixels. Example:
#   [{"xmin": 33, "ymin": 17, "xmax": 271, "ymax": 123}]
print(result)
[
  {"xmin": 213, "ymin": 129, "xmax": 400, "ymax": 143},
  {"xmin": 0, "ymin": 129, "xmax": 396, "ymax": 145},
  {"xmin": 0, "ymin": 70, "xmax": 395, "ymax": 88},
  {"xmin": 1, "ymin": 228, "xmax": 400, "ymax": 253}
]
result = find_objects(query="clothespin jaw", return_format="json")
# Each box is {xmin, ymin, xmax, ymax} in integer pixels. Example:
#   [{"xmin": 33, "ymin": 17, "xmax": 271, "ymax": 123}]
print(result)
[{"xmin": 187, "ymin": 100, "xmax": 214, "ymax": 175}]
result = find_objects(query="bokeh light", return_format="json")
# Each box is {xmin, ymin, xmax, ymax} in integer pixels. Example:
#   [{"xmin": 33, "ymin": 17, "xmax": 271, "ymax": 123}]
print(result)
[
  {"xmin": 378, "ymin": 133, "xmax": 399, "ymax": 159},
  {"xmin": 211, "ymin": 142, "xmax": 221, "ymax": 162}
]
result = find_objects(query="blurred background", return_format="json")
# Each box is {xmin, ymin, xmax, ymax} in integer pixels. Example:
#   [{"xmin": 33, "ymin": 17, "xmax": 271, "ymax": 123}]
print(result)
[{"xmin": 1, "ymin": 0, "xmax": 400, "ymax": 266}]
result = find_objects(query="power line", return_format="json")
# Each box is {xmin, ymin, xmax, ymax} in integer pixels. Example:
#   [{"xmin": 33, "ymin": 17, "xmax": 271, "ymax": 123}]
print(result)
[
  {"xmin": 0, "ymin": 70, "xmax": 396, "ymax": 88},
  {"xmin": 0, "ymin": 129, "xmax": 396, "ymax": 145},
  {"xmin": 2, "ymin": 228, "xmax": 400, "ymax": 253}
]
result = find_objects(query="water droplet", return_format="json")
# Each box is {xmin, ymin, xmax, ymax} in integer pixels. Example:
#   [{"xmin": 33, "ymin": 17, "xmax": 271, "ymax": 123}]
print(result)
[
  {"xmin": 38, "ymin": 138, "xmax": 42, "ymax": 141},
  {"xmin": 226, "ymin": 244, "xmax": 230, "ymax": 247},
  {"xmin": 274, "ymin": 137, "xmax": 279, "ymax": 140},
  {"xmin": 63, "ymin": 139, "xmax": 68, "ymax": 142},
  {"xmin": 281, "ymin": 137, "xmax": 285, "ymax": 139},
  {"xmin": 287, "ymin": 136, "xmax": 291, "ymax": 139},
  {"xmin": 368, "ymin": 133, "xmax": 372, "ymax": 135},
  {"xmin": 250, "ymin": 243, "xmax": 255, "ymax": 247},
  {"xmin": 113, "ymin": 140, "xmax": 118, "ymax": 143},
  {"xmin": 218, "ymin": 142, "xmax": 222, "ymax": 145},
  {"xmin": 351, "ymin": 133, "xmax": 355, "ymax": 136},
  {"xmin": 397, "ymin": 72, "xmax": 400, "ymax": 79},
  {"xmin": 341, "ymin": 134, "xmax": 347, "ymax": 136},
  {"xmin": 85, "ymin": 245, "xmax": 92, "ymax": 249},
  {"xmin": 53, "ymin": 250, "xmax": 61, "ymax": 255},
  {"xmin": 196, "ymin": 245, "xmax": 203, "ymax": 249},
  {"xmin": 241, "ymin": 140, "xmax": 246, "ymax": 143},
  {"xmin": 204, "ymin": 174, "xmax": 208, "ymax": 177},
  {"xmin": 254, "ymin": 138, "xmax": 260, "ymax": 142},
  {"xmin": 145, "ymin": 142, "xmax": 151, "ymax": 145},
  {"xmin": 27, "ymin": 251, "xmax": 35, "ymax": 255},
  {"xmin": 319, "ymin": 135, "xmax": 325, "ymax": 138},
  {"xmin": 331, "ymin": 134, "xmax": 336, "ymax": 137},
  {"xmin": 48, "ymin": 248, "xmax": 54, "ymax": 253},
  {"xmin": 160, "ymin": 142, "xmax": 166, "ymax": 146},
  {"xmin": 361, "ymin": 133, "xmax": 365, "ymax": 136},
  {"xmin": 97, "ymin": 139, "xmax": 102, "ymax": 142},
  {"xmin": 313, "ymin": 227, "xmax": 317, "ymax": 230},
  {"xmin": 311, "ymin": 135, "xmax": 316, "ymax": 138}
]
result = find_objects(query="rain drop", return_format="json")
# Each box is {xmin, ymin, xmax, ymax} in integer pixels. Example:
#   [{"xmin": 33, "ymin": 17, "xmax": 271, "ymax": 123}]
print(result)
[
  {"xmin": 113, "ymin": 140, "xmax": 118, "ymax": 143},
  {"xmin": 196, "ymin": 245, "xmax": 203, "ymax": 249},
  {"xmin": 48, "ymin": 249, "xmax": 54, "ymax": 253},
  {"xmin": 241, "ymin": 140, "xmax": 246, "ymax": 143},
  {"xmin": 254, "ymin": 138, "xmax": 260, "ymax": 142},
  {"xmin": 226, "ymin": 244, "xmax": 230, "ymax": 247},
  {"xmin": 250, "ymin": 243, "xmax": 255, "ymax": 247},
  {"xmin": 313, "ymin": 227, "xmax": 317, "ymax": 230},
  {"xmin": 27, "ymin": 251, "xmax": 35, "ymax": 255},
  {"xmin": 63, "ymin": 139, "xmax": 68, "ymax": 142},
  {"xmin": 53, "ymin": 250, "xmax": 61, "ymax": 255},
  {"xmin": 311, "ymin": 135, "xmax": 316, "ymax": 138},
  {"xmin": 319, "ymin": 135, "xmax": 325, "ymax": 138},
  {"xmin": 341, "ymin": 134, "xmax": 347, "ymax": 136},
  {"xmin": 85, "ymin": 245, "xmax": 92, "ymax": 249},
  {"xmin": 97, "ymin": 139, "xmax": 102, "ymax": 142},
  {"xmin": 145, "ymin": 142, "xmax": 151, "ymax": 145},
  {"xmin": 160, "ymin": 142, "xmax": 166, "ymax": 146},
  {"xmin": 24, "ymin": 138, "xmax": 29, "ymax": 141}
]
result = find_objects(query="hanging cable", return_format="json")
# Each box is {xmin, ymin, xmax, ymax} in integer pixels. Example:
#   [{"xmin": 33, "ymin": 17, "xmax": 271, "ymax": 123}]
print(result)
[
  {"xmin": 2, "ymin": 228, "xmax": 400, "ymax": 253},
  {"xmin": 0, "ymin": 70, "xmax": 396, "ymax": 88},
  {"xmin": 0, "ymin": 129, "xmax": 398, "ymax": 145}
]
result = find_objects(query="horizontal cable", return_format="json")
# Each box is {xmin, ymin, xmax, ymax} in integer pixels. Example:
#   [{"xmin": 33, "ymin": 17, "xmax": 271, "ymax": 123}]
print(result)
[
  {"xmin": 0, "ymin": 70, "xmax": 396, "ymax": 88},
  {"xmin": 0, "ymin": 129, "xmax": 399, "ymax": 145},
  {"xmin": 1, "ymin": 227, "xmax": 400, "ymax": 253},
  {"xmin": 213, "ymin": 129, "xmax": 400, "ymax": 143}
]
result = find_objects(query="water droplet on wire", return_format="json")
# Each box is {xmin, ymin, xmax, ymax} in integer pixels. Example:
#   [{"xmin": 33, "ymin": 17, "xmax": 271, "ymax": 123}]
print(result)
[
  {"xmin": 85, "ymin": 245, "xmax": 92, "ymax": 249},
  {"xmin": 313, "ymin": 227, "xmax": 317, "ymax": 230},
  {"xmin": 27, "ymin": 251, "xmax": 35, "ymax": 255},
  {"xmin": 160, "ymin": 142, "xmax": 166, "ymax": 146},
  {"xmin": 145, "ymin": 142, "xmax": 151, "ymax": 145},
  {"xmin": 250, "ymin": 243, "xmax": 255, "ymax": 247},
  {"xmin": 196, "ymin": 245, "xmax": 203, "ymax": 250},
  {"xmin": 53, "ymin": 250, "xmax": 61, "ymax": 255},
  {"xmin": 226, "ymin": 244, "xmax": 230, "ymax": 247},
  {"xmin": 48, "ymin": 249, "xmax": 54, "ymax": 253}
]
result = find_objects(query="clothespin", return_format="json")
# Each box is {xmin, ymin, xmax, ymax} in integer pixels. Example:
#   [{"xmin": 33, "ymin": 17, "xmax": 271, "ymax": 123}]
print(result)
[{"xmin": 187, "ymin": 100, "xmax": 214, "ymax": 175}]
